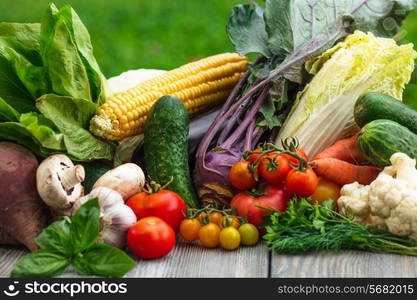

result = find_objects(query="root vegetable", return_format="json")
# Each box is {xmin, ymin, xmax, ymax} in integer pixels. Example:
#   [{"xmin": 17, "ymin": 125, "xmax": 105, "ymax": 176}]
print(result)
[
  {"xmin": 312, "ymin": 136, "xmax": 366, "ymax": 164},
  {"xmin": 93, "ymin": 163, "xmax": 145, "ymax": 201},
  {"xmin": 310, "ymin": 158, "xmax": 381, "ymax": 185},
  {"xmin": 0, "ymin": 142, "xmax": 49, "ymax": 251},
  {"xmin": 36, "ymin": 154, "xmax": 85, "ymax": 215},
  {"xmin": 0, "ymin": 226, "xmax": 19, "ymax": 246}
]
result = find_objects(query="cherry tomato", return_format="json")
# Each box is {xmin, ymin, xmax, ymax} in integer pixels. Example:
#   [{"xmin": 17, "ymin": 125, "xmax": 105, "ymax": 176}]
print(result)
[
  {"xmin": 209, "ymin": 212, "xmax": 223, "ymax": 225},
  {"xmin": 229, "ymin": 161, "xmax": 256, "ymax": 190},
  {"xmin": 258, "ymin": 153, "xmax": 291, "ymax": 185},
  {"xmin": 282, "ymin": 148, "xmax": 309, "ymax": 166},
  {"xmin": 239, "ymin": 223, "xmax": 259, "ymax": 246},
  {"xmin": 127, "ymin": 217, "xmax": 175, "ymax": 259},
  {"xmin": 126, "ymin": 190, "xmax": 186, "ymax": 232},
  {"xmin": 311, "ymin": 177, "xmax": 341, "ymax": 204},
  {"xmin": 198, "ymin": 223, "xmax": 221, "ymax": 248},
  {"xmin": 179, "ymin": 218, "xmax": 201, "ymax": 241},
  {"xmin": 286, "ymin": 168, "xmax": 318, "ymax": 197},
  {"xmin": 219, "ymin": 227, "xmax": 241, "ymax": 250},
  {"xmin": 219, "ymin": 216, "xmax": 240, "ymax": 229},
  {"xmin": 247, "ymin": 148, "xmax": 262, "ymax": 162},
  {"xmin": 197, "ymin": 212, "xmax": 207, "ymax": 224}
]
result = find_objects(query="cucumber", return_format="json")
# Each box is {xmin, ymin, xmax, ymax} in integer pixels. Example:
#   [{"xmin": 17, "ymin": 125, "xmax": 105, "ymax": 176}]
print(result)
[
  {"xmin": 82, "ymin": 161, "xmax": 113, "ymax": 193},
  {"xmin": 354, "ymin": 92, "xmax": 417, "ymax": 133},
  {"xmin": 144, "ymin": 96, "xmax": 199, "ymax": 208},
  {"xmin": 357, "ymin": 119, "xmax": 417, "ymax": 167}
]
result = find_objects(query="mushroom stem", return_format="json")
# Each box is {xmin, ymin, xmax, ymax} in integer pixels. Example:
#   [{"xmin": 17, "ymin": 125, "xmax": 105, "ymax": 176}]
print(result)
[{"xmin": 60, "ymin": 164, "xmax": 85, "ymax": 191}]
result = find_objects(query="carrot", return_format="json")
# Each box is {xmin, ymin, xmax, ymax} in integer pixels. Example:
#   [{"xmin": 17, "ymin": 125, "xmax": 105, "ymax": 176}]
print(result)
[
  {"xmin": 310, "ymin": 158, "xmax": 381, "ymax": 185},
  {"xmin": 312, "ymin": 135, "xmax": 366, "ymax": 164}
]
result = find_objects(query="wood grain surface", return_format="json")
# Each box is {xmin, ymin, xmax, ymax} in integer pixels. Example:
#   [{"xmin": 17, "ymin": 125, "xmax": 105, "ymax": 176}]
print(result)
[
  {"xmin": 3, "ymin": 244, "xmax": 417, "ymax": 278},
  {"xmin": 271, "ymin": 250, "xmax": 417, "ymax": 278}
]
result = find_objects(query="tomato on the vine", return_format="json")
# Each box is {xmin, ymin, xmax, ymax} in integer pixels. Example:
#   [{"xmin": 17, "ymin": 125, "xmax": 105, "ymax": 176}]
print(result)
[
  {"xmin": 229, "ymin": 161, "xmax": 256, "ymax": 190},
  {"xmin": 247, "ymin": 148, "xmax": 263, "ymax": 162},
  {"xmin": 311, "ymin": 177, "xmax": 341, "ymax": 204},
  {"xmin": 282, "ymin": 148, "xmax": 309, "ymax": 166},
  {"xmin": 286, "ymin": 167, "xmax": 318, "ymax": 197},
  {"xmin": 179, "ymin": 218, "xmax": 201, "ymax": 241},
  {"xmin": 209, "ymin": 212, "xmax": 223, "ymax": 225},
  {"xmin": 258, "ymin": 153, "xmax": 291, "ymax": 185},
  {"xmin": 219, "ymin": 227, "xmax": 241, "ymax": 250},
  {"xmin": 219, "ymin": 215, "xmax": 240, "ymax": 229},
  {"xmin": 197, "ymin": 212, "xmax": 207, "ymax": 224},
  {"xmin": 199, "ymin": 223, "xmax": 221, "ymax": 248}
]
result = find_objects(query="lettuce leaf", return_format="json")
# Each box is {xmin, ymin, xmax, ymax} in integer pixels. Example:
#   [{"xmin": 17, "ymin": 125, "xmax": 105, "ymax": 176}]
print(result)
[
  {"xmin": 36, "ymin": 94, "xmax": 114, "ymax": 161},
  {"xmin": 0, "ymin": 96, "xmax": 20, "ymax": 121},
  {"xmin": 276, "ymin": 31, "xmax": 417, "ymax": 157}
]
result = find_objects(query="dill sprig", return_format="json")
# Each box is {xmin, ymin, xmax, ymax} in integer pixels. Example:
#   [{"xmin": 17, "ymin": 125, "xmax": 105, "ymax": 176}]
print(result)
[{"xmin": 263, "ymin": 198, "xmax": 417, "ymax": 255}]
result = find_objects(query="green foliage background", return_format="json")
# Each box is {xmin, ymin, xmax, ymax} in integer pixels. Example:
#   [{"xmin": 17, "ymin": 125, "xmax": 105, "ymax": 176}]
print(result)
[{"xmin": 0, "ymin": 0, "xmax": 241, "ymax": 77}]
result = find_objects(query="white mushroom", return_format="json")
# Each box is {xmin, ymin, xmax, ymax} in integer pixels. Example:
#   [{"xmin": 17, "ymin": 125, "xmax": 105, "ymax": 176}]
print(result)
[
  {"xmin": 36, "ymin": 154, "xmax": 85, "ymax": 215},
  {"xmin": 93, "ymin": 163, "xmax": 145, "ymax": 201}
]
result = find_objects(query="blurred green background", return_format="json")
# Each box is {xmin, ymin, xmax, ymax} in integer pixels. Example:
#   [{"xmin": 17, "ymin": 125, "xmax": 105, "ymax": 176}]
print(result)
[
  {"xmin": 1, "ymin": 0, "xmax": 417, "ymax": 107},
  {"xmin": 0, "ymin": 0, "xmax": 241, "ymax": 77}
]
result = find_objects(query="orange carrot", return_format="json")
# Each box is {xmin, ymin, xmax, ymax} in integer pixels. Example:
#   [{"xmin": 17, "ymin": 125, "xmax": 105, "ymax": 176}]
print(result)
[
  {"xmin": 312, "ymin": 135, "xmax": 366, "ymax": 164},
  {"xmin": 310, "ymin": 158, "xmax": 381, "ymax": 185}
]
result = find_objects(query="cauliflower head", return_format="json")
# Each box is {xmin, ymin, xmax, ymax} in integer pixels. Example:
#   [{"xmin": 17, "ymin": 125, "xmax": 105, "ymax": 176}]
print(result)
[{"xmin": 338, "ymin": 153, "xmax": 417, "ymax": 240}]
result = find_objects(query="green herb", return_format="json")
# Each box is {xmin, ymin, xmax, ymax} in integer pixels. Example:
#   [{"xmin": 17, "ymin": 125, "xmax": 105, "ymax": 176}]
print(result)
[
  {"xmin": 11, "ymin": 198, "xmax": 135, "ymax": 278},
  {"xmin": 0, "ymin": 3, "xmax": 114, "ymax": 161},
  {"xmin": 263, "ymin": 198, "xmax": 417, "ymax": 256}
]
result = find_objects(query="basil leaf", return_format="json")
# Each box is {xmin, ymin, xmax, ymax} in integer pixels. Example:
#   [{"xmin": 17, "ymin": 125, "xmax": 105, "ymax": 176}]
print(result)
[
  {"xmin": 70, "ymin": 197, "xmax": 100, "ymax": 253},
  {"xmin": 11, "ymin": 250, "xmax": 69, "ymax": 278},
  {"xmin": 36, "ymin": 217, "xmax": 72, "ymax": 256},
  {"xmin": 227, "ymin": 3, "xmax": 271, "ymax": 58},
  {"xmin": 36, "ymin": 94, "xmax": 115, "ymax": 161},
  {"xmin": 74, "ymin": 244, "xmax": 136, "ymax": 278},
  {"xmin": 0, "ymin": 96, "xmax": 20, "ymax": 121}
]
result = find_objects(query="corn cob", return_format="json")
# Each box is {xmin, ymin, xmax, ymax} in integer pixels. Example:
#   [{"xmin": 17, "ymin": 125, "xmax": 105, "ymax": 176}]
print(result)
[{"xmin": 90, "ymin": 53, "xmax": 247, "ymax": 140}]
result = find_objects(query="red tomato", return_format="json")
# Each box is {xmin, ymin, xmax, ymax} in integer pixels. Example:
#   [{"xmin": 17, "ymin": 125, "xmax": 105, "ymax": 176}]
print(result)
[
  {"xmin": 126, "ymin": 190, "xmax": 186, "ymax": 232},
  {"xmin": 286, "ymin": 168, "xmax": 318, "ymax": 197},
  {"xmin": 258, "ymin": 153, "xmax": 291, "ymax": 185},
  {"xmin": 282, "ymin": 148, "xmax": 309, "ymax": 166},
  {"xmin": 247, "ymin": 148, "xmax": 262, "ymax": 162},
  {"xmin": 229, "ymin": 161, "xmax": 256, "ymax": 190},
  {"xmin": 230, "ymin": 185, "xmax": 290, "ymax": 229},
  {"xmin": 127, "ymin": 217, "xmax": 175, "ymax": 259}
]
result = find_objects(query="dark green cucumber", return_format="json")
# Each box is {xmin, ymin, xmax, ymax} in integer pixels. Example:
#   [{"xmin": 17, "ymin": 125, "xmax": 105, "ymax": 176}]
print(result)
[
  {"xmin": 354, "ymin": 92, "xmax": 417, "ymax": 133},
  {"xmin": 357, "ymin": 119, "xmax": 417, "ymax": 167},
  {"xmin": 144, "ymin": 96, "xmax": 199, "ymax": 208}
]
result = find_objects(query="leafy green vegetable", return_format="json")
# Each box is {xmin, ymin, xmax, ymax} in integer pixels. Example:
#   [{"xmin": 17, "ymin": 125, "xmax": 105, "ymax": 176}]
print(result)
[
  {"xmin": 276, "ymin": 30, "xmax": 417, "ymax": 157},
  {"xmin": 11, "ymin": 198, "xmax": 136, "ymax": 278},
  {"xmin": 263, "ymin": 198, "xmax": 417, "ymax": 256},
  {"xmin": 0, "ymin": 3, "xmax": 114, "ymax": 161}
]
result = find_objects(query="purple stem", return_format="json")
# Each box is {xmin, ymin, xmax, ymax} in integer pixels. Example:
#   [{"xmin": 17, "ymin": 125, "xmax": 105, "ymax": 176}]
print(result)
[
  {"xmin": 243, "ymin": 119, "xmax": 256, "ymax": 152},
  {"xmin": 223, "ymin": 85, "xmax": 270, "ymax": 149},
  {"xmin": 251, "ymin": 127, "xmax": 263, "ymax": 149}
]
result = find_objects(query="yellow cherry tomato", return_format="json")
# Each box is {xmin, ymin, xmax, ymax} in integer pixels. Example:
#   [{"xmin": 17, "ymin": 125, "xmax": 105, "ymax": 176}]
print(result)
[
  {"xmin": 198, "ymin": 223, "xmax": 221, "ymax": 248},
  {"xmin": 311, "ymin": 177, "xmax": 341, "ymax": 204},
  {"xmin": 219, "ymin": 227, "xmax": 241, "ymax": 250},
  {"xmin": 179, "ymin": 218, "xmax": 201, "ymax": 242},
  {"xmin": 238, "ymin": 223, "xmax": 259, "ymax": 246}
]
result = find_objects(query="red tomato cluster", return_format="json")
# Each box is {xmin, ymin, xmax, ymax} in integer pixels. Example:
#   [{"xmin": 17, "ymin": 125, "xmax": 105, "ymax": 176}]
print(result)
[
  {"xmin": 126, "ymin": 188, "xmax": 186, "ymax": 259},
  {"xmin": 229, "ymin": 146, "xmax": 319, "ymax": 228}
]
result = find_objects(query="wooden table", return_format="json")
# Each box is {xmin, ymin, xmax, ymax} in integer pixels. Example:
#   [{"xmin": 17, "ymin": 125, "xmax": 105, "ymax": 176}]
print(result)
[{"xmin": 2, "ymin": 241, "xmax": 417, "ymax": 278}]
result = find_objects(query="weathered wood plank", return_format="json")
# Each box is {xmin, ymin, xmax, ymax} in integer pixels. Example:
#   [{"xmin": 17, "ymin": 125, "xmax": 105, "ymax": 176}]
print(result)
[
  {"xmin": 0, "ymin": 241, "xmax": 269, "ymax": 278},
  {"xmin": 125, "ymin": 240, "xmax": 268, "ymax": 278},
  {"xmin": 0, "ymin": 247, "xmax": 26, "ymax": 277},
  {"xmin": 270, "ymin": 251, "xmax": 417, "ymax": 277}
]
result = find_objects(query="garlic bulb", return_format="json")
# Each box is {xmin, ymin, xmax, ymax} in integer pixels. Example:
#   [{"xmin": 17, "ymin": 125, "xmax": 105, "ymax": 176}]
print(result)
[{"xmin": 72, "ymin": 187, "xmax": 137, "ymax": 248}]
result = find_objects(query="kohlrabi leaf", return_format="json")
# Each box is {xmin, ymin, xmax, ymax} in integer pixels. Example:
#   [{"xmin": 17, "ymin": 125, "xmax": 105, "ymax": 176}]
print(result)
[
  {"xmin": 227, "ymin": 3, "xmax": 271, "ymax": 58},
  {"xmin": 36, "ymin": 94, "xmax": 115, "ymax": 161},
  {"xmin": 264, "ymin": 0, "xmax": 417, "ymax": 58}
]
